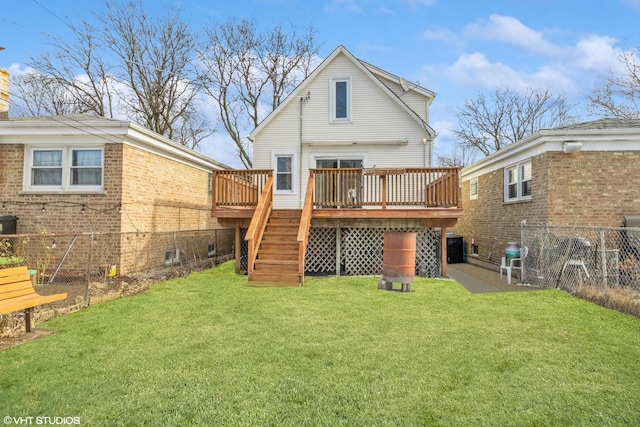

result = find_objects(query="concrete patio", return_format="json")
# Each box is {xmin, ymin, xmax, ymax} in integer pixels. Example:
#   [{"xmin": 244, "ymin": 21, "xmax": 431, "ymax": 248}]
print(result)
[{"xmin": 446, "ymin": 263, "xmax": 540, "ymax": 293}]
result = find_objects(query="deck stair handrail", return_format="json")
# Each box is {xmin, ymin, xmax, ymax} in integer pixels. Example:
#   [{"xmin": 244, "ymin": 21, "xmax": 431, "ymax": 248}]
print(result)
[
  {"xmin": 212, "ymin": 169, "xmax": 272, "ymax": 208},
  {"xmin": 297, "ymin": 175, "xmax": 315, "ymax": 284},
  {"xmin": 311, "ymin": 167, "xmax": 461, "ymax": 209},
  {"xmin": 245, "ymin": 176, "xmax": 273, "ymax": 279}
]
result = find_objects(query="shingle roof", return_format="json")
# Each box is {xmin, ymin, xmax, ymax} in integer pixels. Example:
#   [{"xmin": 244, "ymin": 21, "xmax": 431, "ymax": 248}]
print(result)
[{"xmin": 557, "ymin": 118, "xmax": 640, "ymax": 130}]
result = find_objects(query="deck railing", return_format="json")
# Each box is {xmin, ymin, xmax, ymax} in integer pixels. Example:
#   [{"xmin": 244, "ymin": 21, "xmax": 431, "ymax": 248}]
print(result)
[
  {"xmin": 212, "ymin": 167, "xmax": 461, "ymax": 209},
  {"xmin": 297, "ymin": 175, "xmax": 315, "ymax": 284},
  {"xmin": 245, "ymin": 176, "xmax": 273, "ymax": 279},
  {"xmin": 311, "ymin": 167, "xmax": 461, "ymax": 209},
  {"xmin": 212, "ymin": 170, "xmax": 272, "ymax": 208}
]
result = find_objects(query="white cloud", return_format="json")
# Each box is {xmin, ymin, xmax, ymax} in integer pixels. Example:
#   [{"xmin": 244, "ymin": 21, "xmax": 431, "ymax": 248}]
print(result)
[
  {"xmin": 405, "ymin": 0, "xmax": 436, "ymax": 6},
  {"xmin": 420, "ymin": 13, "xmax": 631, "ymax": 101},
  {"xmin": 431, "ymin": 120, "xmax": 455, "ymax": 145},
  {"xmin": 323, "ymin": 0, "xmax": 363, "ymax": 13},
  {"xmin": 622, "ymin": 0, "xmax": 640, "ymax": 10},
  {"xmin": 421, "ymin": 29, "xmax": 465, "ymax": 47},
  {"xmin": 431, "ymin": 52, "xmax": 577, "ymax": 95},
  {"xmin": 465, "ymin": 14, "xmax": 564, "ymax": 57},
  {"xmin": 444, "ymin": 52, "xmax": 524, "ymax": 88},
  {"xmin": 572, "ymin": 34, "xmax": 622, "ymax": 72}
]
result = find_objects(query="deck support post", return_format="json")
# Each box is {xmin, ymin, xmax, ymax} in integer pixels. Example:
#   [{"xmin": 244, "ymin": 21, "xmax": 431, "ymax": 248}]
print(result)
[
  {"xmin": 441, "ymin": 227, "xmax": 448, "ymax": 278},
  {"xmin": 335, "ymin": 226, "xmax": 341, "ymax": 276},
  {"xmin": 234, "ymin": 226, "xmax": 241, "ymax": 274}
]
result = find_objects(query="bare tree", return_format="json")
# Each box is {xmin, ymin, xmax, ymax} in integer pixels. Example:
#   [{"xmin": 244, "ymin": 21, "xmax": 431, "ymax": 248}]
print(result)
[
  {"xmin": 588, "ymin": 50, "xmax": 640, "ymax": 119},
  {"xmin": 12, "ymin": 73, "xmax": 76, "ymax": 116},
  {"xmin": 101, "ymin": 0, "xmax": 212, "ymax": 148},
  {"xmin": 15, "ymin": 20, "xmax": 115, "ymax": 117},
  {"xmin": 197, "ymin": 19, "xmax": 319, "ymax": 168},
  {"xmin": 14, "ymin": 1, "xmax": 211, "ymax": 149},
  {"xmin": 435, "ymin": 142, "xmax": 478, "ymax": 167},
  {"xmin": 454, "ymin": 88, "xmax": 577, "ymax": 157}
]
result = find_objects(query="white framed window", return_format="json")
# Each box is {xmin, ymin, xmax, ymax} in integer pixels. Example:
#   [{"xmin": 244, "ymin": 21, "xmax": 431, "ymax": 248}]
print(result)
[
  {"xmin": 272, "ymin": 151, "xmax": 296, "ymax": 193},
  {"xmin": 25, "ymin": 146, "xmax": 104, "ymax": 192},
  {"xmin": 504, "ymin": 160, "xmax": 532, "ymax": 202},
  {"xmin": 469, "ymin": 177, "xmax": 478, "ymax": 200},
  {"xmin": 330, "ymin": 76, "xmax": 351, "ymax": 122}
]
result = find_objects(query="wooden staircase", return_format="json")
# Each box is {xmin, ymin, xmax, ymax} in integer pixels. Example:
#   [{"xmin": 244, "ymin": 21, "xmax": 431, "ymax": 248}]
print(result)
[{"xmin": 248, "ymin": 210, "xmax": 303, "ymax": 287}]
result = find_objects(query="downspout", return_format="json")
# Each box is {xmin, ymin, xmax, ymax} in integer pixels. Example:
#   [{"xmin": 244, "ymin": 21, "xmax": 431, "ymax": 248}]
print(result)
[
  {"xmin": 429, "ymin": 137, "xmax": 433, "ymax": 167},
  {"xmin": 423, "ymin": 138, "xmax": 427, "ymax": 168},
  {"xmin": 299, "ymin": 91, "xmax": 310, "ymax": 208}
]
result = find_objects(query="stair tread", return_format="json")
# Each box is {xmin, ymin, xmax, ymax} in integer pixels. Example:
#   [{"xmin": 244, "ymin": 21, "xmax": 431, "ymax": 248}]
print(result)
[
  {"xmin": 255, "ymin": 259, "xmax": 298, "ymax": 265},
  {"xmin": 247, "ymin": 281, "xmax": 302, "ymax": 288},
  {"xmin": 250, "ymin": 272, "xmax": 301, "ymax": 284}
]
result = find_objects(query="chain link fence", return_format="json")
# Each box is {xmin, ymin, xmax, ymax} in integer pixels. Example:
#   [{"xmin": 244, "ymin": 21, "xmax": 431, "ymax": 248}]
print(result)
[
  {"xmin": 521, "ymin": 224, "xmax": 640, "ymax": 316},
  {"xmin": 1, "ymin": 228, "xmax": 234, "ymax": 336}
]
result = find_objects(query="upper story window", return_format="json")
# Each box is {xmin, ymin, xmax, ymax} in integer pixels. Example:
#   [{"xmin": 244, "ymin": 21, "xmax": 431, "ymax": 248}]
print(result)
[
  {"xmin": 330, "ymin": 77, "xmax": 351, "ymax": 122},
  {"xmin": 469, "ymin": 177, "xmax": 478, "ymax": 200},
  {"xmin": 25, "ymin": 146, "xmax": 104, "ymax": 192},
  {"xmin": 504, "ymin": 160, "xmax": 531, "ymax": 202}
]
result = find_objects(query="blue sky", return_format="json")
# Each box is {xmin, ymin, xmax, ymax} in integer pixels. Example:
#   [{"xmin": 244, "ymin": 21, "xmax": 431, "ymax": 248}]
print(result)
[{"xmin": 2, "ymin": 0, "xmax": 640, "ymax": 167}]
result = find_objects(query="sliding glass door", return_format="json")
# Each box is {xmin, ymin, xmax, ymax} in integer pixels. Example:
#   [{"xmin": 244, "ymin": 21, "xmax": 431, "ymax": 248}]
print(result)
[{"xmin": 315, "ymin": 158, "xmax": 363, "ymax": 207}]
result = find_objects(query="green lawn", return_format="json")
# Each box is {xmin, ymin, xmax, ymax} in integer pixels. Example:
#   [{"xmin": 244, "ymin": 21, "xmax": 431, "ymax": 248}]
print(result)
[{"xmin": 1, "ymin": 261, "xmax": 639, "ymax": 426}]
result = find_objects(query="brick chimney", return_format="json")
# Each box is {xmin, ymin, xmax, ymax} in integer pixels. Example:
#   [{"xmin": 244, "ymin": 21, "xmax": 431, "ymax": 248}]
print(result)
[{"xmin": 0, "ymin": 68, "xmax": 9, "ymax": 120}]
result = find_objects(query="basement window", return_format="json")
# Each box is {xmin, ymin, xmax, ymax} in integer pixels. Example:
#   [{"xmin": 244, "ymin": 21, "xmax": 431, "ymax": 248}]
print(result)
[{"xmin": 207, "ymin": 243, "xmax": 216, "ymax": 258}]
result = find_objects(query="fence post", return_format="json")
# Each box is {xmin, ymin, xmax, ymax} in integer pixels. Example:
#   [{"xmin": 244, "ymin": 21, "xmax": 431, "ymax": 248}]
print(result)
[
  {"xmin": 84, "ymin": 232, "xmax": 93, "ymax": 306},
  {"xmin": 521, "ymin": 222, "xmax": 526, "ymax": 282},
  {"xmin": 600, "ymin": 229, "xmax": 608, "ymax": 287}
]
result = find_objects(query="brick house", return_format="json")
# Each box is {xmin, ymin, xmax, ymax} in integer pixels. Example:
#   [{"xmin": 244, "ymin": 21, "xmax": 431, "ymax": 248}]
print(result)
[
  {"xmin": 0, "ymin": 113, "xmax": 230, "ymax": 274},
  {"xmin": 452, "ymin": 119, "xmax": 640, "ymax": 271}
]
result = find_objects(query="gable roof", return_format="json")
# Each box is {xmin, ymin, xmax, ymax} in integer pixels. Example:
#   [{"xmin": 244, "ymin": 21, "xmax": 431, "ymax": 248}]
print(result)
[
  {"xmin": 0, "ymin": 114, "xmax": 230, "ymax": 171},
  {"xmin": 359, "ymin": 59, "xmax": 436, "ymax": 101},
  {"xmin": 249, "ymin": 45, "xmax": 437, "ymax": 140}
]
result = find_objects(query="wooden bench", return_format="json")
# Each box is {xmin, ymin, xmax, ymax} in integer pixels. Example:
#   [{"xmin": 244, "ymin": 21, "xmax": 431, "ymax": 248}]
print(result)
[{"xmin": 0, "ymin": 266, "xmax": 67, "ymax": 333}]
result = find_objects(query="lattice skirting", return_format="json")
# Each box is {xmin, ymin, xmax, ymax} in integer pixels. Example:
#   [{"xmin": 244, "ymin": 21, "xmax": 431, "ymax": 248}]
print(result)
[{"xmin": 305, "ymin": 227, "xmax": 441, "ymax": 277}]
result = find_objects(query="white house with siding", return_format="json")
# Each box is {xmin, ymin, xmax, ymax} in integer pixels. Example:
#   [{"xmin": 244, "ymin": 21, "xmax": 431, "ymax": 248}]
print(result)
[
  {"xmin": 212, "ymin": 45, "xmax": 462, "ymax": 285},
  {"xmin": 249, "ymin": 45, "xmax": 438, "ymax": 210}
]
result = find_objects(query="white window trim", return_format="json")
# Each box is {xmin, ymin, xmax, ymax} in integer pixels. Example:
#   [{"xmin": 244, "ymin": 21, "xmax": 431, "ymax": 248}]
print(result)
[
  {"xmin": 469, "ymin": 177, "xmax": 478, "ymax": 200},
  {"xmin": 23, "ymin": 146, "xmax": 104, "ymax": 193},
  {"xmin": 504, "ymin": 160, "xmax": 532, "ymax": 203},
  {"xmin": 330, "ymin": 76, "xmax": 352, "ymax": 123},
  {"xmin": 272, "ymin": 151, "xmax": 296, "ymax": 195}
]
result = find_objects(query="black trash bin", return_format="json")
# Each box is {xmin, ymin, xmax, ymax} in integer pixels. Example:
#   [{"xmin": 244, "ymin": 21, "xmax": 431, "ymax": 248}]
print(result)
[
  {"xmin": 0, "ymin": 215, "xmax": 18, "ymax": 235},
  {"xmin": 446, "ymin": 234, "xmax": 464, "ymax": 263}
]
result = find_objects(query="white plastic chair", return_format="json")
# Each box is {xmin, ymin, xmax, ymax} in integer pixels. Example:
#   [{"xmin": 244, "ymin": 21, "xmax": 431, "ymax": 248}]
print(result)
[{"xmin": 500, "ymin": 246, "xmax": 528, "ymax": 285}]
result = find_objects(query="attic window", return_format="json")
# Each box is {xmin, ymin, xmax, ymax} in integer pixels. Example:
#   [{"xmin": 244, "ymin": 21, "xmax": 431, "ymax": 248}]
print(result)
[{"xmin": 330, "ymin": 77, "xmax": 351, "ymax": 122}]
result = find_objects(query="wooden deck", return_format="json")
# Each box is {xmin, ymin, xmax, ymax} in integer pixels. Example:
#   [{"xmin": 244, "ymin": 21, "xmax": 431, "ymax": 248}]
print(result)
[{"xmin": 211, "ymin": 168, "xmax": 463, "ymax": 285}]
